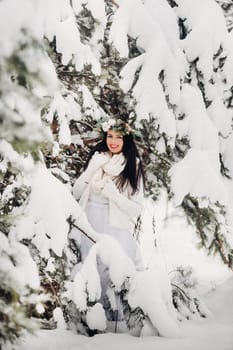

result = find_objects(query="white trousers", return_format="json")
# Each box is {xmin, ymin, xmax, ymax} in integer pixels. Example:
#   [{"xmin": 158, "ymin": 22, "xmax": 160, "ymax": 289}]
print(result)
[{"xmin": 80, "ymin": 193, "xmax": 143, "ymax": 320}]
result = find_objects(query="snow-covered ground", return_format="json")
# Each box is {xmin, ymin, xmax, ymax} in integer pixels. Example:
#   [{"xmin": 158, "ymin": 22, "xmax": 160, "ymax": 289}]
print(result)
[
  {"xmin": 15, "ymin": 276, "xmax": 233, "ymax": 350},
  {"xmin": 15, "ymin": 196, "xmax": 233, "ymax": 350}
]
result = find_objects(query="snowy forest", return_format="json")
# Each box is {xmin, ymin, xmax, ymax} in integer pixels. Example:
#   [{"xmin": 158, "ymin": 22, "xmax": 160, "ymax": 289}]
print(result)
[{"xmin": 1, "ymin": 0, "xmax": 233, "ymax": 349}]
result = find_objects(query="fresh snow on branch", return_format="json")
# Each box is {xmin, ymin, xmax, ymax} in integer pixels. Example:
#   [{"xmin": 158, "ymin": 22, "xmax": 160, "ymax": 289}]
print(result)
[
  {"xmin": 170, "ymin": 84, "xmax": 229, "ymax": 208},
  {"xmin": 110, "ymin": 0, "xmax": 181, "ymax": 141},
  {"xmin": 71, "ymin": 235, "xmax": 181, "ymax": 337},
  {"xmin": 0, "ymin": 232, "xmax": 40, "ymax": 289},
  {"xmin": 9, "ymin": 165, "xmax": 100, "ymax": 258},
  {"xmin": 176, "ymin": 0, "xmax": 228, "ymax": 79},
  {"xmin": 169, "ymin": 148, "xmax": 227, "ymax": 207}
]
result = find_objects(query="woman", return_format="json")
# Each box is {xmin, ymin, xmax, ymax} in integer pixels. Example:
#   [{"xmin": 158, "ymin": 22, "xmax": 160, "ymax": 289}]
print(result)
[{"xmin": 73, "ymin": 118, "xmax": 145, "ymax": 321}]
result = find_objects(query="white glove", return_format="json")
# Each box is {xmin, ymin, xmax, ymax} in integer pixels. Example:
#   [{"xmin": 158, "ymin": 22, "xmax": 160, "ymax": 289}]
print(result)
[
  {"xmin": 89, "ymin": 151, "xmax": 110, "ymax": 172},
  {"xmin": 73, "ymin": 152, "xmax": 109, "ymax": 200}
]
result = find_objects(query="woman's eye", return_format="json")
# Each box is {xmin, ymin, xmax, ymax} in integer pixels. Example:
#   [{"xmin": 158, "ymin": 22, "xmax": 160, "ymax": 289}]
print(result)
[{"xmin": 107, "ymin": 134, "xmax": 123, "ymax": 140}]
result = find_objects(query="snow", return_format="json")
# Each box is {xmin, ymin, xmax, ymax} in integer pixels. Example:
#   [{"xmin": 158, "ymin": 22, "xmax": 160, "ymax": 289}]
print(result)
[
  {"xmin": 2, "ymin": 0, "xmax": 233, "ymax": 348},
  {"xmin": 169, "ymin": 83, "xmax": 231, "ymax": 208},
  {"xmin": 9, "ymin": 165, "xmax": 71, "ymax": 257},
  {"xmin": 35, "ymin": 303, "xmax": 45, "ymax": 315},
  {"xmin": 128, "ymin": 269, "xmax": 180, "ymax": 338},
  {"xmin": 205, "ymin": 276, "xmax": 233, "ymax": 321},
  {"xmin": 222, "ymin": 132, "xmax": 233, "ymax": 224},
  {"xmin": 53, "ymin": 308, "xmax": 67, "ymax": 330},
  {"xmin": 56, "ymin": 15, "xmax": 82, "ymax": 66},
  {"xmin": 112, "ymin": 0, "xmax": 181, "ymax": 132},
  {"xmin": 69, "ymin": 233, "xmax": 182, "ymax": 337},
  {"xmin": 222, "ymin": 132, "xmax": 233, "ymax": 180},
  {"xmin": 83, "ymin": 0, "xmax": 106, "ymax": 21},
  {"xmin": 0, "ymin": 140, "xmax": 35, "ymax": 173},
  {"xmin": 95, "ymin": 237, "xmax": 136, "ymax": 290},
  {"xmin": 140, "ymin": 197, "xmax": 232, "ymax": 295},
  {"xmin": 0, "ymin": 0, "xmax": 101, "ymax": 78},
  {"xmin": 223, "ymin": 30, "xmax": 233, "ymax": 86},
  {"xmin": 144, "ymin": 0, "xmax": 187, "ymax": 77},
  {"xmin": 79, "ymin": 85, "xmax": 103, "ymax": 120},
  {"xmin": 207, "ymin": 96, "xmax": 232, "ymax": 138},
  {"xmin": 0, "ymin": 0, "xmax": 40, "ymax": 57},
  {"xmin": 8, "ymin": 164, "xmax": 101, "ymax": 258},
  {"xmin": 14, "ymin": 276, "xmax": 233, "ymax": 349},
  {"xmin": 178, "ymin": 84, "xmax": 220, "ymax": 171},
  {"xmin": 71, "ymin": 236, "xmax": 135, "ymax": 311},
  {"xmin": 175, "ymin": 0, "xmax": 228, "ymax": 79},
  {"xmin": 9, "ymin": 241, "xmax": 40, "ymax": 289},
  {"xmin": 169, "ymin": 148, "xmax": 227, "ymax": 207},
  {"xmin": 80, "ymin": 0, "xmax": 107, "ymax": 51},
  {"xmin": 0, "ymin": 232, "xmax": 40, "ymax": 290},
  {"xmin": 40, "ymin": 0, "xmax": 101, "ymax": 74},
  {"xmin": 45, "ymin": 92, "xmax": 83, "ymax": 145},
  {"xmin": 86, "ymin": 303, "xmax": 106, "ymax": 331}
]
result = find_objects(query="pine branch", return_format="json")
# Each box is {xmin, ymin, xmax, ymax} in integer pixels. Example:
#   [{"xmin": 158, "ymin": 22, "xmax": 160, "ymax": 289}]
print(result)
[
  {"xmin": 212, "ymin": 225, "xmax": 233, "ymax": 269},
  {"xmin": 57, "ymin": 70, "xmax": 97, "ymax": 82},
  {"xmin": 171, "ymin": 283, "xmax": 192, "ymax": 302},
  {"xmin": 71, "ymin": 222, "xmax": 96, "ymax": 243},
  {"xmin": 106, "ymin": 0, "xmax": 119, "ymax": 9},
  {"xmin": 45, "ymin": 273, "xmax": 63, "ymax": 309}
]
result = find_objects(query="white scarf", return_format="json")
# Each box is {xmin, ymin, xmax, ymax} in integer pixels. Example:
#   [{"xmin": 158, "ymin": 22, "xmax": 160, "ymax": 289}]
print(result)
[
  {"xmin": 79, "ymin": 152, "xmax": 126, "ymax": 207},
  {"xmin": 91, "ymin": 152, "xmax": 125, "ymax": 193}
]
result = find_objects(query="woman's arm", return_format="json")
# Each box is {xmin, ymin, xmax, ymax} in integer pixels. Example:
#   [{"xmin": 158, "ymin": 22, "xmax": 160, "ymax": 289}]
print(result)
[
  {"xmin": 73, "ymin": 152, "xmax": 109, "ymax": 200},
  {"xmin": 72, "ymin": 166, "xmax": 93, "ymax": 201},
  {"xmin": 101, "ymin": 178, "xmax": 144, "ymax": 218}
]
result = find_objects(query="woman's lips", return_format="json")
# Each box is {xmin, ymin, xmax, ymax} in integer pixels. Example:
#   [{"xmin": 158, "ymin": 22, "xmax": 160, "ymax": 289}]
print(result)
[{"xmin": 110, "ymin": 145, "xmax": 118, "ymax": 149}]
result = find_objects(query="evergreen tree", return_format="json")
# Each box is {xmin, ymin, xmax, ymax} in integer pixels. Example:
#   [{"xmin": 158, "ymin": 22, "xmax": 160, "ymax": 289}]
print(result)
[
  {"xmin": 1, "ymin": 0, "xmax": 233, "ymax": 343},
  {"xmin": 45, "ymin": 0, "xmax": 233, "ymax": 268},
  {"xmin": 0, "ymin": 0, "xmax": 56, "ymax": 345},
  {"xmin": 170, "ymin": 265, "xmax": 212, "ymax": 320},
  {"xmin": 0, "ymin": 0, "xmax": 90, "ymax": 343}
]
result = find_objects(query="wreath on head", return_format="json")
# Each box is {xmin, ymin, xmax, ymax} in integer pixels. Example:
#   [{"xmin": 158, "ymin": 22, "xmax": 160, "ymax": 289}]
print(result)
[{"xmin": 97, "ymin": 118, "xmax": 133, "ymax": 136}]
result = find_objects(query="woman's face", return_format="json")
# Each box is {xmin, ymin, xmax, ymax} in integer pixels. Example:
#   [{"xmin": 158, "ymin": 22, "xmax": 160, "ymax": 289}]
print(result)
[{"xmin": 106, "ymin": 129, "xmax": 124, "ymax": 154}]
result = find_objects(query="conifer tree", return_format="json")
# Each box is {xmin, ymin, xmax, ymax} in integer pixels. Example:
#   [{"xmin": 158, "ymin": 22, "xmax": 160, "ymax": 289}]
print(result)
[
  {"xmin": 1, "ymin": 0, "xmax": 233, "ymax": 343},
  {"xmin": 0, "ymin": 0, "xmax": 56, "ymax": 345},
  {"xmin": 46, "ymin": 0, "xmax": 233, "ymax": 268}
]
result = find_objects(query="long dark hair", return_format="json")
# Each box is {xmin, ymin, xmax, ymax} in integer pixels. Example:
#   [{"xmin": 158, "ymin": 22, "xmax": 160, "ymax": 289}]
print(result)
[{"xmin": 85, "ymin": 132, "xmax": 145, "ymax": 195}]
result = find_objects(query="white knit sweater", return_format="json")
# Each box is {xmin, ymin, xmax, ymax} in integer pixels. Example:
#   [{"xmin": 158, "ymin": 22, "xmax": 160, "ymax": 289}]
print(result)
[{"xmin": 73, "ymin": 152, "xmax": 144, "ymax": 230}]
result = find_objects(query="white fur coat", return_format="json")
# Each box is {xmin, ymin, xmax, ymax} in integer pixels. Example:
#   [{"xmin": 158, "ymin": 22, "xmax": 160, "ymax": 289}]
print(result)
[{"xmin": 73, "ymin": 152, "xmax": 144, "ymax": 229}]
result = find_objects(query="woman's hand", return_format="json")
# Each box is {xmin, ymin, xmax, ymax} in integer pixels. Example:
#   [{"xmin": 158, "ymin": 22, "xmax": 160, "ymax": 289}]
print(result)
[
  {"xmin": 90, "ymin": 152, "xmax": 110, "ymax": 171},
  {"xmin": 101, "ymin": 180, "xmax": 117, "ymax": 198},
  {"xmin": 73, "ymin": 152, "xmax": 109, "ymax": 200}
]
